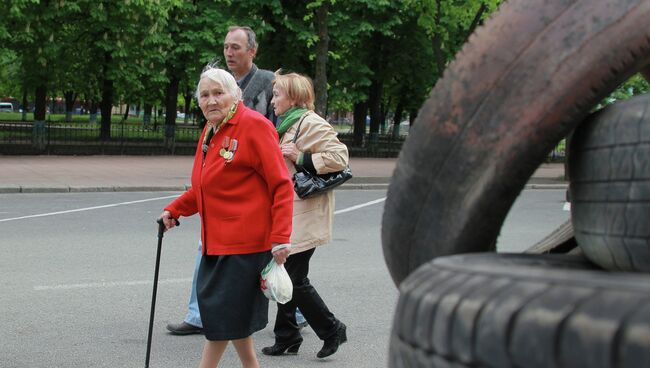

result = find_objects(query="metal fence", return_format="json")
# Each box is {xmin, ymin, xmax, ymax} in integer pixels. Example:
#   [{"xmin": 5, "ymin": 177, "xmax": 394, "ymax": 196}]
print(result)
[
  {"xmin": 0, "ymin": 121, "xmax": 202, "ymax": 155},
  {"xmin": 0, "ymin": 121, "xmax": 411, "ymax": 157},
  {"xmin": 337, "ymin": 133, "xmax": 405, "ymax": 158},
  {"xmin": 0, "ymin": 120, "xmax": 566, "ymax": 160}
]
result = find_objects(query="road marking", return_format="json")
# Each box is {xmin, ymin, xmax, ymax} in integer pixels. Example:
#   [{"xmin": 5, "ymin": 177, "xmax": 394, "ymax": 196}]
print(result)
[
  {"xmin": 3, "ymin": 194, "xmax": 385, "ymax": 223},
  {"xmin": 34, "ymin": 277, "xmax": 191, "ymax": 291},
  {"xmin": 30, "ymin": 195, "xmax": 385, "ymax": 292},
  {"xmin": 335, "ymin": 197, "xmax": 386, "ymax": 215},
  {"xmin": 0, "ymin": 195, "xmax": 180, "ymax": 223}
]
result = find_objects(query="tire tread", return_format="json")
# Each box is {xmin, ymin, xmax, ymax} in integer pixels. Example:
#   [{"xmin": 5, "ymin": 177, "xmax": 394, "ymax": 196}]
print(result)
[{"xmin": 390, "ymin": 254, "xmax": 650, "ymax": 368}]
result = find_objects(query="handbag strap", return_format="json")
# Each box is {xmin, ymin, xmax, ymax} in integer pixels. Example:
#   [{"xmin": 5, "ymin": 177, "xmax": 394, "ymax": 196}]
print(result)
[
  {"xmin": 291, "ymin": 113, "xmax": 309, "ymax": 144},
  {"xmin": 290, "ymin": 113, "xmax": 310, "ymax": 174}
]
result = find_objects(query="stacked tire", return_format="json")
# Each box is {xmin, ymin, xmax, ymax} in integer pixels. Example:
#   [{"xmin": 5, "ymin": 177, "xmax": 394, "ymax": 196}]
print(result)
[
  {"xmin": 382, "ymin": 0, "xmax": 650, "ymax": 366},
  {"xmin": 390, "ymin": 254, "xmax": 650, "ymax": 368},
  {"xmin": 570, "ymin": 94, "xmax": 650, "ymax": 272}
]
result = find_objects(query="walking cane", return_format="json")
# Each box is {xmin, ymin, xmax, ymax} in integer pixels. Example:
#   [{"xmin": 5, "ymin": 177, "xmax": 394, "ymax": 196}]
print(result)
[{"xmin": 145, "ymin": 218, "xmax": 178, "ymax": 368}]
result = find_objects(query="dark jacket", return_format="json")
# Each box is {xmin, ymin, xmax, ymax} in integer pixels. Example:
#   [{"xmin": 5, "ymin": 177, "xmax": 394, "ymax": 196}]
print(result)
[{"xmin": 238, "ymin": 64, "xmax": 276, "ymax": 125}]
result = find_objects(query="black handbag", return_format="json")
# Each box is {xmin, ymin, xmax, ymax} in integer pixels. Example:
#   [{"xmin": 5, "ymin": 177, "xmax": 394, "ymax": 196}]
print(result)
[
  {"xmin": 293, "ymin": 164, "xmax": 353, "ymax": 199},
  {"xmin": 291, "ymin": 116, "xmax": 352, "ymax": 199}
]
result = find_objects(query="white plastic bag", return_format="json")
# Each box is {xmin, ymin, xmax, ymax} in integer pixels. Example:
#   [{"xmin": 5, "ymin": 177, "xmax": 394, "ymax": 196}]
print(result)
[{"xmin": 260, "ymin": 259, "xmax": 293, "ymax": 304}]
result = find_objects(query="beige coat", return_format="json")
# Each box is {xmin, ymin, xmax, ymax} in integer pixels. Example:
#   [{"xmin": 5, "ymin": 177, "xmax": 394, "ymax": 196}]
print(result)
[{"xmin": 280, "ymin": 111, "xmax": 349, "ymax": 254}]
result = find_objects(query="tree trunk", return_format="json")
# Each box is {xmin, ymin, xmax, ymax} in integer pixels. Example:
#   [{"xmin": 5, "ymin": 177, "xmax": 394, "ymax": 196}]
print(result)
[
  {"xmin": 409, "ymin": 109, "xmax": 418, "ymax": 124},
  {"xmin": 34, "ymin": 84, "xmax": 47, "ymax": 121},
  {"xmin": 100, "ymin": 80, "xmax": 113, "ymax": 140},
  {"xmin": 353, "ymin": 101, "xmax": 367, "ymax": 147},
  {"xmin": 381, "ymin": 97, "xmax": 391, "ymax": 134},
  {"xmin": 313, "ymin": 0, "xmax": 330, "ymax": 116},
  {"xmin": 466, "ymin": 2, "xmax": 488, "ymax": 41},
  {"xmin": 50, "ymin": 96, "xmax": 56, "ymax": 115},
  {"xmin": 100, "ymin": 52, "xmax": 113, "ymax": 140},
  {"xmin": 21, "ymin": 89, "xmax": 28, "ymax": 121},
  {"xmin": 184, "ymin": 91, "xmax": 192, "ymax": 124},
  {"xmin": 33, "ymin": 84, "xmax": 47, "ymax": 150},
  {"xmin": 392, "ymin": 100, "xmax": 404, "ymax": 139},
  {"xmin": 368, "ymin": 78, "xmax": 383, "ymax": 144},
  {"xmin": 197, "ymin": 106, "xmax": 206, "ymax": 128},
  {"xmin": 89, "ymin": 100, "xmax": 98, "ymax": 123},
  {"xmin": 122, "ymin": 103, "xmax": 130, "ymax": 122},
  {"xmin": 431, "ymin": 0, "xmax": 445, "ymax": 76},
  {"xmin": 64, "ymin": 91, "xmax": 76, "ymax": 122},
  {"xmin": 368, "ymin": 32, "xmax": 384, "ymax": 147},
  {"xmin": 165, "ymin": 76, "xmax": 180, "ymax": 150},
  {"xmin": 143, "ymin": 103, "xmax": 152, "ymax": 128}
]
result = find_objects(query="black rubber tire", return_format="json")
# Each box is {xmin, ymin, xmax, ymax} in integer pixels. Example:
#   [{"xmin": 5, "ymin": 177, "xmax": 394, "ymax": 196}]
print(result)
[
  {"xmin": 390, "ymin": 253, "xmax": 650, "ymax": 368},
  {"xmin": 569, "ymin": 93, "xmax": 650, "ymax": 272},
  {"xmin": 381, "ymin": 0, "xmax": 650, "ymax": 285}
]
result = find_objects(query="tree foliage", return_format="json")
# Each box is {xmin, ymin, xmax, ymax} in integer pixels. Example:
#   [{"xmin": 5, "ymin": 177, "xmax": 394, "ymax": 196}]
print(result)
[{"xmin": 2, "ymin": 0, "xmax": 644, "ymax": 147}]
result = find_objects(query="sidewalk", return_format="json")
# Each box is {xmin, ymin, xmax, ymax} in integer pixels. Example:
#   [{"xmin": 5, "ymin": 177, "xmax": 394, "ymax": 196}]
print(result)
[{"xmin": 0, "ymin": 155, "xmax": 566, "ymax": 193}]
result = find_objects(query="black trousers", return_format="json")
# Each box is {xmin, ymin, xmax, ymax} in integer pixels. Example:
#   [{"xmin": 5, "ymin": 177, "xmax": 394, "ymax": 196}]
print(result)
[{"xmin": 273, "ymin": 248, "xmax": 340, "ymax": 343}]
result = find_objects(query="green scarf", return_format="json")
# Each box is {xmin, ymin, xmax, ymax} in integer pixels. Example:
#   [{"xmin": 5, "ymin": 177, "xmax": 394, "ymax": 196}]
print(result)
[{"xmin": 276, "ymin": 107, "xmax": 308, "ymax": 137}]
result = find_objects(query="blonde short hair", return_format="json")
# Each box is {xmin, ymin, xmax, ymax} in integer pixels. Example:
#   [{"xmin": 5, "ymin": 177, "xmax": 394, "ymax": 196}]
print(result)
[
  {"xmin": 273, "ymin": 70, "xmax": 315, "ymax": 111},
  {"xmin": 195, "ymin": 64, "xmax": 242, "ymax": 101}
]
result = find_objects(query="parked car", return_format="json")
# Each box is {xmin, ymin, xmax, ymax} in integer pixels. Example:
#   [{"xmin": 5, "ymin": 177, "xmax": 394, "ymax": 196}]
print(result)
[{"xmin": 0, "ymin": 102, "xmax": 13, "ymax": 112}]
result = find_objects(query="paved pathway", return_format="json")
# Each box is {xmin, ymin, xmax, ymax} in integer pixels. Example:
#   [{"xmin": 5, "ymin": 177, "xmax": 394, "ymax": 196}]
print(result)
[{"xmin": 0, "ymin": 155, "xmax": 566, "ymax": 193}]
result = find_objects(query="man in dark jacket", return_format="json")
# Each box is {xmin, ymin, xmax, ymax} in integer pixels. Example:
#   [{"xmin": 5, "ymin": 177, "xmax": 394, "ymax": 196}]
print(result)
[{"xmin": 224, "ymin": 26, "xmax": 277, "ymax": 125}]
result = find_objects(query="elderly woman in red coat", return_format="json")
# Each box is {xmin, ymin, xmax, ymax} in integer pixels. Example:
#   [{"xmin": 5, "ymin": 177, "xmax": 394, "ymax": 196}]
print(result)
[{"xmin": 160, "ymin": 65, "xmax": 293, "ymax": 368}]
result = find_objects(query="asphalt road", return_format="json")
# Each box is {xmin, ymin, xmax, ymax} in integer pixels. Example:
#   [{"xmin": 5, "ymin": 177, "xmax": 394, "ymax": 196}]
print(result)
[{"xmin": 0, "ymin": 189, "xmax": 569, "ymax": 368}]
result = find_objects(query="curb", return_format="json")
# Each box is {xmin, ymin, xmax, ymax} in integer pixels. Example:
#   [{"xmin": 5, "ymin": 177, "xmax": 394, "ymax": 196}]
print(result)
[
  {"xmin": 524, "ymin": 183, "xmax": 568, "ymax": 190},
  {"xmin": 0, "ymin": 185, "xmax": 190, "ymax": 194},
  {"xmin": 0, "ymin": 182, "xmax": 568, "ymax": 194}
]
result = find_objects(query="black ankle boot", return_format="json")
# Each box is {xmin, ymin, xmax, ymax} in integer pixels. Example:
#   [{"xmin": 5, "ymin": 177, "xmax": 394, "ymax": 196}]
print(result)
[
  {"xmin": 262, "ymin": 337, "xmax": 303, "ymax": 356},
  {"xmin": 317, "ymin": 323, "xmax": 347, "ymax": 358}
]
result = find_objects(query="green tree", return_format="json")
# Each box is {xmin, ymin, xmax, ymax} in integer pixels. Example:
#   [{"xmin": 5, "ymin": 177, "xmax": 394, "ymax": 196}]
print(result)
[
  {"xmin": 0, "ymin": 50, "xmax": 20, "ymax": 104},
  {"xmin": 160, "ymin": 1, "xmax": 202, "ymax": 146},
  {"xmin": 331, "ymin": 0, "xmax": 403, "ymax": 146},
  {"xmin": 2, "ymin": 0, "xmax": 78, "ymax": 123},
  {"xmin": 309, "ymin": 0, "xmax": 331, "ymax": 116},
  {"xmin": 599, "ymin": 73, "xmax": 650, "ymax": 107},
  {"xmin": 0, "ymin": 0, "xmax": 517, "ymax": 154},
  {"xmin": 80, "ymin": 0, "xmax": 170, "ymax": 140},
  {"xmin": 1, "ymin": 0, "xmax": 85, "ymax": 148},
  {"xmin": 408, "ymin": 0, "xmax": 502, "ymax": 77},
  {"xmin": 382, "ymin": 15, "xmax": 435, "ymax": 138}
]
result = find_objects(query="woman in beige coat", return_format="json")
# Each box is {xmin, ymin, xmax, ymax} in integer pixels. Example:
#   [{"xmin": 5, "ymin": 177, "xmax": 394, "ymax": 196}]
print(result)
[{"xmin": 261, "ymin": 71, "xmax": 349, "ymax": 359}]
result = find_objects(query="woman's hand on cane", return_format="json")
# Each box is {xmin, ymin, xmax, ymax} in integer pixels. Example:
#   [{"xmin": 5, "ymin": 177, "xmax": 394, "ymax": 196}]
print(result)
[{"xmin": 159, "ymin": 211, "xmax": 178, "ymax": 231}]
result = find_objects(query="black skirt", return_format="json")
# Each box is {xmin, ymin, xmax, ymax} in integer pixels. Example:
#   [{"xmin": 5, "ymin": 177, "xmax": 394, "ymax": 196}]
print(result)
[{"xmin": 197, "ymin": 250, "xmax": 272, "ymax": 341}]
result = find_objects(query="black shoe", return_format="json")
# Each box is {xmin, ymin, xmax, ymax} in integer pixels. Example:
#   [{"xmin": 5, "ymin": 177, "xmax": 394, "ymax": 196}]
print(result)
[
  {"xmin": 317, "ymin": 323, "xmax": 347, "ymax": 359},
  {"xmin": 261, "ymin": 337, "xmax": 303, "ymax": 356},
  {"xmin": 166, "ymin": 321, "xmax": 203, "ymax": 335}
]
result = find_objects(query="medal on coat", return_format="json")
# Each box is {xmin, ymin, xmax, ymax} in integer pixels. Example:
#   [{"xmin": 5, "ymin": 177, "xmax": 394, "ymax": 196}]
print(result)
[
  {"xmin": 219, "ymin": 136, "xmax": 230, "ymax": 157},
  {"xmin": 220, "ymin": 137, "xmax": 238, "ymax": 163}
]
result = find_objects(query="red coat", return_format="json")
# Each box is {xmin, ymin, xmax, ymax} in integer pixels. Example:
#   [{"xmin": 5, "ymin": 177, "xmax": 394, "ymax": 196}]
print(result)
[{"xmin": 165, "ymin": 102, "xmax": 293, "ymax": 255}]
